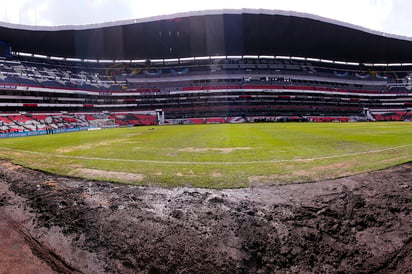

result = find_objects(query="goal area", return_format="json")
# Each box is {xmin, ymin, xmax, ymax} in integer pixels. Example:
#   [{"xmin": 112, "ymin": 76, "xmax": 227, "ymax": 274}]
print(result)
[{"xmin": 89, "ymin": 119, "xmax": 117, "ymax": 128}]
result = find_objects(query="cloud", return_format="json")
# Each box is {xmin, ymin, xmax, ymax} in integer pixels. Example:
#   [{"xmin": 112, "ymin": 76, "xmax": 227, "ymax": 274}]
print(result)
[
  {"xmin": 1, "ymin": 0, "xmax": 134, "ymax": 26},
  {"xmin": 380, "ymin": 0, "xmax": 412, "ymax": 37},
  {"xmin": 37, "ymin": 0, "xmax": 134, "ymax": 26},
  {"xmin": 0, "ymin": 0, "xmax": 410, "ymax": 38}
]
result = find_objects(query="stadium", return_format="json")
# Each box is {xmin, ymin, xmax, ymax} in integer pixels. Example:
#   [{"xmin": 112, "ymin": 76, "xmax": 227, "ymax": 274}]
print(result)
[
  {"xmin": 0, "ymin": 9, "xmax": 411, "ymax": 273},
  {"xmin": 0, "ymin": 9, "xmax": 412, "ymax": 133}
]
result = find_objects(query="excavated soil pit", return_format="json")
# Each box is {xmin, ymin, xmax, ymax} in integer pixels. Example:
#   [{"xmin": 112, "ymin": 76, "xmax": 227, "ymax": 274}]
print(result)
[{"xmin": 0, "ymin": 160, "xmax": 411, "ymax": 273}]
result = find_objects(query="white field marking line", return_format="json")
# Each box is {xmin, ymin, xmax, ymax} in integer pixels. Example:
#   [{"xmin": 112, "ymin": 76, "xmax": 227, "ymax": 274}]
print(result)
[{"xmin": 0, "ymin": 144, "xmax": 411, "ymax": 165}]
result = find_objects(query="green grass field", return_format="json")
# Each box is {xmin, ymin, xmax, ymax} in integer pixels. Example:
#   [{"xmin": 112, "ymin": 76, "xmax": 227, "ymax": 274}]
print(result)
[{"xmin": 0, "ymin": 122, "xmax": 411, "ymax": 188}]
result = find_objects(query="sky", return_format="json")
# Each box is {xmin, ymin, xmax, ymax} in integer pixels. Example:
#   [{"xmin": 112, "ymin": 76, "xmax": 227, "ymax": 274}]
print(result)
[{"xmin": 1, "ymin": 0, "xmax": 412, "ymax": 37}]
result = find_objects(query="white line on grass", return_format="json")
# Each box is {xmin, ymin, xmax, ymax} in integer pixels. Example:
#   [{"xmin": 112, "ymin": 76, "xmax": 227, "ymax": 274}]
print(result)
[{"xmin": 1, "ymin": 144, "xmax": 411, "ymax": 165}]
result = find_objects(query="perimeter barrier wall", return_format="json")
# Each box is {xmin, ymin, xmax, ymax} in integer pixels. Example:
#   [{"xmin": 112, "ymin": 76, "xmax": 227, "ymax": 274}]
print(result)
[{"xmin": 0, "ymin": 127, "xmax": 89, "ymax": 138}]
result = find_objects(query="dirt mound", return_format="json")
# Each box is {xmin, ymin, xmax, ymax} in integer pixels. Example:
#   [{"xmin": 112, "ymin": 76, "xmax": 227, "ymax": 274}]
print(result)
[{"xmin": 0, "ymin": 160, "xmax": 411, "ymax": 273}]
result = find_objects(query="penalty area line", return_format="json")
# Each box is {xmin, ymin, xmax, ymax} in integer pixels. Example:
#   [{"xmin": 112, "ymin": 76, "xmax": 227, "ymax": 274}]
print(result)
[{"xmin": 0, "ymin": 144, "xmax": 411, "ymax": 165}]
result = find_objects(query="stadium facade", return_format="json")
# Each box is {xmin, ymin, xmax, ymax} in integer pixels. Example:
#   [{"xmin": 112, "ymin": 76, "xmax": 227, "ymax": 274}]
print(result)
[{"xmin": 0, "ymin": 9, "xmax": 411, "ymax": 134}]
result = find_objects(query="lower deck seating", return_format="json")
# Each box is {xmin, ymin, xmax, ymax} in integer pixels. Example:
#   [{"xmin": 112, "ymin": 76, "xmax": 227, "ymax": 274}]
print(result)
[
  {"xmin": 1, "ymin": 110, "xmax": 409, "ymax": 135},
  {"xmin": 309, "ymin": 117, "xmax": 350, "ymax": 122},
  {"xmin": 109, "ymin": 113, "xmax": 157, "ymax": 126},
  {"xmin": 371, "ymin": 112, "xmax": 409, "ymax": 121},
  {"xmin": 0, "ymin": 112, "xmax": 157, "ymax": 133}
]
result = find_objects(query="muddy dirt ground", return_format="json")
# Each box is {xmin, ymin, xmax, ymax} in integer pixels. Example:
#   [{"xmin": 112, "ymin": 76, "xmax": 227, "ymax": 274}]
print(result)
[{"xmin": 0, "ymin": 160, "xmax": 411, "ymax": 273}]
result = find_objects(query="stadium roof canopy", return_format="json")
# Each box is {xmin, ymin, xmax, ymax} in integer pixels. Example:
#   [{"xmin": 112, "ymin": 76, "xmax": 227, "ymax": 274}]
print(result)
[{"xmin": 1, "ymin": 9, "xmax": 412, "ymax": 63}]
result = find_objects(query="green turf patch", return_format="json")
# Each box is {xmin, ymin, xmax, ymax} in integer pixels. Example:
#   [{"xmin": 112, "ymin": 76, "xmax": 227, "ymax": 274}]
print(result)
[{"xmin": 1, "ymin": 122, "xmax": 411, "ymax": 188}]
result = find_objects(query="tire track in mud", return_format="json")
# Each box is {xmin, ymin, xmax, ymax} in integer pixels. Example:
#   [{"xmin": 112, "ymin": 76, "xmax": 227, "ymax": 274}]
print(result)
[
  {"xmin": 0, "ymin": 210, "xmax": 82, "ymax": 274},
  {"xmin": 375, "ymin": 237, "xmax": 412, "ymax": 273}
]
